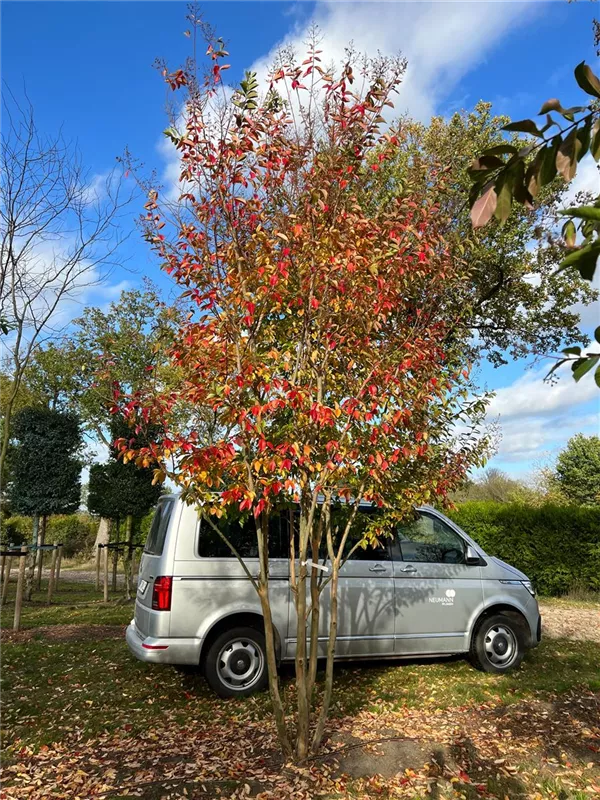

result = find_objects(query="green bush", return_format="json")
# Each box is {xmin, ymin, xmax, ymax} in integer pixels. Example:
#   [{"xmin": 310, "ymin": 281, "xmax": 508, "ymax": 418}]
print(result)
[
  {"xmin": 1, "ymin": 513, "xmax": 98, "ymax": 557},
  {"xmin": 447, "ymin": 501, "xmax": 600, "ymax": 596}
]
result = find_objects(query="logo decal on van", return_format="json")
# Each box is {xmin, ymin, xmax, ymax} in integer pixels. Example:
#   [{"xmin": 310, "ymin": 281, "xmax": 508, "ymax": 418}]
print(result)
[{"xmin": 428, "ymin": 588, "xmax": 455, "ymax": 606}]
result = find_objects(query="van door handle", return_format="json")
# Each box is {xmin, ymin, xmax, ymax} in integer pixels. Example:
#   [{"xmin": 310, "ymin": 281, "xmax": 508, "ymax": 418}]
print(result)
[
  {"xmin": 369, "ymin": 564, "xmax": 387, "ymax": 573},
  {"xmin": 400, "ymin": 565, "xmax": 417, "ymax": 574}
]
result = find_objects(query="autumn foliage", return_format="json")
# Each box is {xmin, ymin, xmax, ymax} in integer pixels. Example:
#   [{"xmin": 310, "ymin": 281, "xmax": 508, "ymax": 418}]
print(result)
[{"xmin": 119, "ymin": 28, "xmax": 489, "ymax": 759}]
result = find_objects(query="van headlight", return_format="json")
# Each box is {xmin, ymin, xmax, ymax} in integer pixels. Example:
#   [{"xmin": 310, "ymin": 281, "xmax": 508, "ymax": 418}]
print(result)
[
  {"xmin": 500, "ymin": 579, "xmax": 536, "ymax": 596},
  {"xmin": 522, "ymin": 580, "xmax": 536, "ymax": 597}
]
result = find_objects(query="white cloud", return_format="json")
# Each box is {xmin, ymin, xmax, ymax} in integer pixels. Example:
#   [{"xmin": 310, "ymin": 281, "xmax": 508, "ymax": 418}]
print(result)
[
  {"xmin": 484, "ymin": 361, "xmax": 600, "ymax": 466},
  {"xmin": 248, "ymin": 1, "xmax": 539, "ymax": 123}
]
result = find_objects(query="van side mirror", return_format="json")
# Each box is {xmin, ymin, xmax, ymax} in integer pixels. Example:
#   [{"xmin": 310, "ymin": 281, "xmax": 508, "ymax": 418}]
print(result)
[{"xmin": 465, "ymin": 545, "xmax": 482, "ymax": 565}]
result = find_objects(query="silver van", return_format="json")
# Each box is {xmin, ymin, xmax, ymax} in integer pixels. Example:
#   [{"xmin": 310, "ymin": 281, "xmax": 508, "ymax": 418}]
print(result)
[{"xmin": 126, "ymin": 495, "xmax": 541, "ymax": 697}]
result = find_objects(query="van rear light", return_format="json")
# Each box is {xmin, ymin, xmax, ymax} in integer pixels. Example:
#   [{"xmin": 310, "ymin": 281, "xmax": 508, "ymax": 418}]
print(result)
[{"xmin": 152, "ymin": 576, "xmax": 172, "ymax": 610}]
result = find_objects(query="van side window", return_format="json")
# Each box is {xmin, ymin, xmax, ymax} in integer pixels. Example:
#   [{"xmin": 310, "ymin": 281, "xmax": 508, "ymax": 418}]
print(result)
[
  {"xmin": 396, "ymin": 513, "xmax": 465, "ymax": 564},
  {"xmin": 144, "ymin": 497, "xmax": 175, "ymax": 556},
  {"xmin": 198, "ymin": 512, "xmax": 288, "ymax": 559}
]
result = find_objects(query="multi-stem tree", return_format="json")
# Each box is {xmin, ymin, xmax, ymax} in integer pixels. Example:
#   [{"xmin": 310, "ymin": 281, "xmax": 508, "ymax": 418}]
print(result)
[{"xmin": 120, "ymin": 28, "xmax": 490, "ymax": 760}]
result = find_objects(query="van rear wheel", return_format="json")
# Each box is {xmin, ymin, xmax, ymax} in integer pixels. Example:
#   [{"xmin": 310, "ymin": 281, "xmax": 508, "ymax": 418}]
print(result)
[
  {"xmin": 205, "ymin": 627, "xmax": 268, "ymax": 698},
  {"xmin": 470, "ymin": 613, "xmax": 525, "ymax": 674}
]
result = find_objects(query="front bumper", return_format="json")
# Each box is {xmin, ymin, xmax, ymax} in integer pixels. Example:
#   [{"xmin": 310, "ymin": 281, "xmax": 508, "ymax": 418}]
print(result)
[{"xmin": 126, "ymin": 621, "xmax": 202, "ymax": 666}]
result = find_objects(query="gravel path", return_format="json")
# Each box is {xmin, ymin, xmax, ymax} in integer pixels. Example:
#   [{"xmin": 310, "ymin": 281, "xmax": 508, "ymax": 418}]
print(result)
[{"xmin": 538, "ymin": 601, "xmax": 600, "ymax": 643}]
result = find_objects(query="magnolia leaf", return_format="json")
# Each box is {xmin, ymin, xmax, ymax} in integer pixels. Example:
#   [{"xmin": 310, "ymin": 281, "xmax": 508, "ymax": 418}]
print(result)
[
  {"xmin": 556, "ymin": 129, "xmax": 579, "ymax": 181},
  {"xmin": 502, "ymin": 119, "xmax": 542, "ymax": 137},
  {"xmin": 559, "ymin": 241, "xmax": 600, "ymax": 281},
  {"xmin": 592, "ymin": 120, "xmax": 600, "ymax": 161},
  {"xmin": 470, "ymin": 182, "xmax": 497, "ymax": 228},
  {"xmin": 596, "ymin": 364, "xmax": 600, "ymax": 388},
  {"xmin": 595, "ymin": 325, "xmax": 600, "ymax": 345},
  {"xmin": 525, "ymin": 147, "xmax": 546, "ymax": 198},
  {"xmin": 572, "ymin": 354, "xmax": 599, "ymax": 382},
  {"xmin": 576, "ymin": 117, "xmax": 592, "ymax": 161},
  {"xmin": 562, "ymin": 219, "xmax": 577, "ymax": 248},
  {"xmin": 539, "ymin": 98, "xmax": 563, "ymax": 115},
  {"xmin": 562, "ymin": 346, "xmax": 582, "ymax": 356},
  {"xmin": 494, "ymin": 172, "xmax": 513, "ymax": 223},
  {"xmin": 574, "ymin": 61, "xmax": 600, "ymax": 99},
  {"xmin": 558, "ymin": 205, "xmax": 600, "ymax": 222}
]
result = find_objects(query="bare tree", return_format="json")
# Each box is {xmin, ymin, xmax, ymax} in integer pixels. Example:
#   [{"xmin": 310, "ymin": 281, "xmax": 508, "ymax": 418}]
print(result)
[{"xmin": 0, "ymin": 90, "xmax": 131, "ymax": 480}]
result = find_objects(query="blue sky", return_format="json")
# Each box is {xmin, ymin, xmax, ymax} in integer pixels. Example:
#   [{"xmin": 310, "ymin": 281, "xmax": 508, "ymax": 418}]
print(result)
[{"xmin": 2, "ymin": 1, "xmax": 599, "ymax": 479}]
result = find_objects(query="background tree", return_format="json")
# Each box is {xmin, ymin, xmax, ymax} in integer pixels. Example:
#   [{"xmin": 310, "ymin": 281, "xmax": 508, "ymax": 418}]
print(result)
[
  {"xmin": 368, "ymin": 102, "xmax": 596, "ymax": 366},
  {"xmin": 555, "ymin": 433, "xmax": 600, "ymax": 505},
  {"xmin": 453, "ymin": 467, "xmax": 524, "ymax": 503},
  {"xmin": 466, "ymin": 48, "xmax": 600, "ymax": 386},
  {"xmin": 0, "ymin": 92, "xmax": 130, "ymax": 481},
  {"xmin": 121, "ymin": 27, "xmax": 491, "ymax": 760},
  {"xmin": 7, "ymin": 406, "xmax": 82, "ymax": 598},
  {"xmin": 88, "ymin": 416, "xmax": 162, "ymax": 597},
  {"xmin": 21, "ymin": 282, "xmax": 181, "ymax": 447}
]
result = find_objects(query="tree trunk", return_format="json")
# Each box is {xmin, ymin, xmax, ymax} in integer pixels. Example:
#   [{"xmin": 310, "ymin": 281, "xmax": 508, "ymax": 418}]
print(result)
[
  {"xmin": 256, "ymin": 513, "xmax": 291, "ymax": 758},
  {"xmin": 123, "ymin": 514, "xmax": 133, "ymax": 599},
  {"xmin": 311, "ymin": 560, "xmax": 339, "ymax": 755},
  {"xmin": 93, "ymin": 517, "xmax": 111, "ymax": 550},
  {"xmin": 25, "ymin": 514, "xmax": 39, "ymax": 601},
  {"xmin": 0, "ymin": 406, "xmax": 13, "ymax": 486},
  {"xmin": 294, "ymin": 502, "xmax": 312, "ymax": 762}
]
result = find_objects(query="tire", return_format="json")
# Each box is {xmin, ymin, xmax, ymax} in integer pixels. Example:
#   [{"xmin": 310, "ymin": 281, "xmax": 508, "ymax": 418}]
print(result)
[
  {"xmin": 469, "ymin": 613, "xmax": 526, "ymax": 674},
  {"xmin": 204, "ymin": 626, "xmax": 268, "ymax": 698}
]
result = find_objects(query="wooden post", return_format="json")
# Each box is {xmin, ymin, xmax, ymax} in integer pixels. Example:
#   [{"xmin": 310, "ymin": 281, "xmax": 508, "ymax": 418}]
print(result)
[
  {"xmin": 25, "ymin": 515, "xmax": 39, "ymax": 601},
  {"xmin": 103, "ymin": 545, "xmax": 109, "ymax": 603},
  {"xmin": 14, "ymin": 546, "xmax": 27, "ymax": 632},
  {"xmin": 47, "ymin": 544, "xmax": 58, "ymax": 605},
  {"xmin": 55, "ymin": 544, "xmax": 63, "ymax": 592},
  {"xmin": 112, "ymin": 546, "xmax": 118, "ymax": 592},
  {"xmin": 35, "ymin": 515, "xmax": 47, "ymax": 590},
  {"xmin": 0, "ymin": 555, "xmax": 5, "ymax": 594},
  {"xmin": 131, "ymin": 546, "xmax": 137, "ymax": 583},
  {"xmin": 1, "ymin": 554, "xmax": 12, "ymax": 604},
  {"xmin": 95, "ymin": 544, "xmax": 101, "ymax": 591}
]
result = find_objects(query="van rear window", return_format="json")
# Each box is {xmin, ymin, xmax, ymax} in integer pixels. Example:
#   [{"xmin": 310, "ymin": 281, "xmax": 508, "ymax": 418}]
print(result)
[{"xmin": 144, "ymin": 497, "xmax": 175, "ymax": 555}]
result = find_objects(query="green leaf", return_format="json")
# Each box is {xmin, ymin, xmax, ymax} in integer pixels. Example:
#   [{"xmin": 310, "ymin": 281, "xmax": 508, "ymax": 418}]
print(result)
[
  {"xmin": 595, "ymin": 364, "xmax": 600, "ymax": 388},
  {"xmin": 540, "ymin": 137, "xmax": 560, "ymax": 185},
  {"xmin": 559, "ymin": 242, "xmax": 600, "ymax": 281},
  {"xmin": 471, "ymin": 155, "xmax": 506, "ymax": 171},
  {"xmin": 595, "ymin": 325, "xmax": 600, "ymax": 345},
  {"xmin": 574, "ymin": 61, "xmax": 600, "ymax": 99},
  {"xmin": 558, "ymin": 206, "xmax": 600, "ymax": 222},
  {"xmin": 562, "ymin": 346, "xmax": 582, "ymax": 356},
  {"xmin": 481, "ymin": 144, "xmax": 518, "ymax": 157},
  {"xmin": 494, "ymin": 170, "xmax": 514, "ymax": 223},
  {"xmin": 572, "ymin": 355, "xmax": 599, "ymax": 382},
  {"xmin": 502, "ymin": 119, "xmax": 542, "ymax": 137},
  {"xmin": 562, "ymin": 219, "xmax": 577, "ymax": 248},
  {"xmin": 470, "ymin": 182, "xmax": 497, "ymax": 228}
]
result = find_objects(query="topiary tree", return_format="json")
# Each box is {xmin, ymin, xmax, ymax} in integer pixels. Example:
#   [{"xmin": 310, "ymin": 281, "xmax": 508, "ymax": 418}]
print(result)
[
  {"xmin": 555, "ymin": 434, "xmax": 600, "ymax": 505},
  {"xmin": 8, "ymin": 407, "xmax": 82, "ymax": 597}
]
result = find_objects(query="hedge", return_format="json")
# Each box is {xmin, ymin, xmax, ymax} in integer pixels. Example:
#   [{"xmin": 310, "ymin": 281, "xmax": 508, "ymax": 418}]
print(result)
[
  {"xmin": 1, "ymin": 513, "xmax": 98, "ymax": 558},
  {"xmin": 447, "ymin": 501, "xmax": 600, "ymax": 596}
]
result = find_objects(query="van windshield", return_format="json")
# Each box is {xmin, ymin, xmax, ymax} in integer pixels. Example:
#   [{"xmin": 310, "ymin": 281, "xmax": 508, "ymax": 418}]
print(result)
[{"xmin": 144, "ymin": 497, "xmax": 175, "ymax": 555}]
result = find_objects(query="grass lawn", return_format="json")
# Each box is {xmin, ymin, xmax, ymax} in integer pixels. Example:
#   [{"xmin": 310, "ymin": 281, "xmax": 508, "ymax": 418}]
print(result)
[
  {"xmin": 0, "ymin": 576, "xmax": 133, "ymax": 628},
  {"xmin": 2, "ymin": 582, "xmax": 599, "ymax": 799}
]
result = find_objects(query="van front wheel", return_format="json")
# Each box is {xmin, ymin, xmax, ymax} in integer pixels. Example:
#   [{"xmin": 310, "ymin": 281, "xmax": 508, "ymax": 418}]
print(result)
[
  {"xmin": 470, "ymin": 613, "xmax": 525, "ymax": 674},
  {"xmin": 205, "ymin": 627, "xmax": 268, "ymax": 698}
]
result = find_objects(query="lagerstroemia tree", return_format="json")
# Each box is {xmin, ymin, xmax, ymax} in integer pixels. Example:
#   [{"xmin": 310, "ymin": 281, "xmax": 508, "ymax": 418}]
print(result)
[{"xmin": 120, "ymin": 30, "xmax": 490, "ymax": 760}]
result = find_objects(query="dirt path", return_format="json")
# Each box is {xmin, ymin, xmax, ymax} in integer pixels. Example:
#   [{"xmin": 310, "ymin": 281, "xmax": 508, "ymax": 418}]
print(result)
[{"xmin": 538, "ymin": 601, "xmax": 600, "ymax": 643}]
